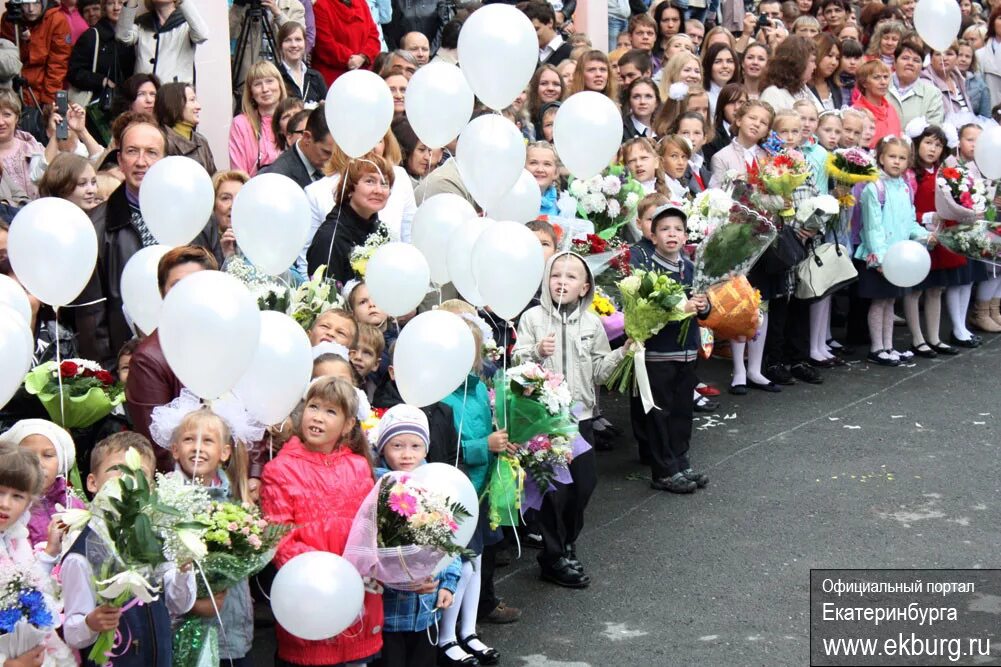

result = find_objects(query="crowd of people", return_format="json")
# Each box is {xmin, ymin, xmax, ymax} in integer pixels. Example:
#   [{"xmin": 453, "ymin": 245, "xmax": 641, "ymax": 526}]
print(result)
[{"xmin": 0, "ymin": 0, "xmax": 999, "ymax": 666}]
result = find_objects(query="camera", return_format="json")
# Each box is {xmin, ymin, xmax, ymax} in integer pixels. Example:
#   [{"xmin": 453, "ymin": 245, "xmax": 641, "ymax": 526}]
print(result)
[
  {"xmin": 4, "ymin": 0, "xmax": 25, "ymax": 25},
  {"xmin": 233, "ymin": 0, "xmax": 262, "ymax": 6}
]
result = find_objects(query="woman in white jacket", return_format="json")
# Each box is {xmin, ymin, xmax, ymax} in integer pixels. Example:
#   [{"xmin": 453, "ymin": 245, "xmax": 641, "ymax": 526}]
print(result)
[
  {"xmin": 116, "ymin": 0, "xmax": 209, "ymax": 85},
  {"xmin": 976, "ymin": 6, "xmax": 1001, "ymax": 110}
]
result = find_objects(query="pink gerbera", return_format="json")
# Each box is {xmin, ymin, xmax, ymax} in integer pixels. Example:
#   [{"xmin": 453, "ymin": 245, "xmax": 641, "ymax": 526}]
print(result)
[{"xmin": 388, "ymin": 489, "xmax": 419, "ymax": 517}]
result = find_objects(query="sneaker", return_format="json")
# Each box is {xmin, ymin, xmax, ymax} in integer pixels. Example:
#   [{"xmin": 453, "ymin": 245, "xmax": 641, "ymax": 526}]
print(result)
[
  {"xmin": 482, "ymin": 601, "xmax": 522, "ymax": 624},
  {"xmin": 650, "ymin": 473, "xmax": 697, "ymax": 493},
  {"xmin": 790, "ymin": 362, "xmax": 823, "ymax": 385},
  {"xmin": 766, "ymin": 364, "xmax": 795, "ymax": 385},
  {"xmin": 681, "ymin": 468, "xmax": 709, "ymax": 488}
]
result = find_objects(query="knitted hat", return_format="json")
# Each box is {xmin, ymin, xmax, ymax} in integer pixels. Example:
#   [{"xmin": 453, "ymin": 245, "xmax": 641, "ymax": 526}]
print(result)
[
  {"xmin": 0, "ymin": 419, "xmax": 76, "ymax": 477},
  {"xmin": 374, "ymin": 404, "xmax": 429, "ymax": 454}
]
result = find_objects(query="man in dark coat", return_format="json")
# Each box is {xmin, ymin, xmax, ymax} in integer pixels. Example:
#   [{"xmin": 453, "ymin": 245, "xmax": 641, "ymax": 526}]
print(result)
[{"xmin": 260, "ymin": 105, "xmax": 335, "ymax": 189}]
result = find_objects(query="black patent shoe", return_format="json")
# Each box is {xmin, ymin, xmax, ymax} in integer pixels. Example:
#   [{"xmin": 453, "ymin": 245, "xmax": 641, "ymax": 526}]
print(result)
[
  {"xmin": 681, "ymin": 467, "xmax": 709, "ymax": 488},
  {"xmin": 929, "ymin": 342, "xmax": 960, "ymax": 355},
  {"xmin": 460, "ymin": 635, "xmax": 499, "ymax": 666},
  {"xmin": 540, "ymin": 557, "xmax": 591, "ymax": 588},
  {"xmin": 911, "ymin": 343, "xmax": 938, "ymax": 359},
  {"xmin": 950, "ymin": 334, "xmax": 980, "ymax": 348},
  {"xmin": 650, "ymin": 473, "xmax": 697, "ymax": 493},
  {"xmin": 438, "ymin": 641, "xmax": 480, "ymax": 666}
]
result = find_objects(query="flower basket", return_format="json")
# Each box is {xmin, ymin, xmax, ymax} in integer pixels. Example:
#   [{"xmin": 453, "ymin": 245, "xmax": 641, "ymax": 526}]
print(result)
[{"xmin": 23, "ymin": 360, "xmax": 124, "ymax": 429}]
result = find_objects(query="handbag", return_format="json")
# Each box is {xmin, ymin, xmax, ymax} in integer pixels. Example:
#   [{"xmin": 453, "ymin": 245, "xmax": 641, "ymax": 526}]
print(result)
[
  {"xmin": 795, "ymin": 241, "xmax": 859, "ymax": 299},
  {"xmin": 17, "ymin": 86, "xmax": 46, "ymax": 144},
  {"xmin": 67, "ymin": 27, "xmax": 100, "ymax": 107},
  {"xmin": 759, "ymin": 224, "xmax": 808, "ymax": 275}
]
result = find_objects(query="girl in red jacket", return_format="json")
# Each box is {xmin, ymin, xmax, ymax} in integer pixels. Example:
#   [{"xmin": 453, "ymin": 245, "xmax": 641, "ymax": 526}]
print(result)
[{"xmin": 262, "ymin": 377, "xmax": 382, "ymax": 666}]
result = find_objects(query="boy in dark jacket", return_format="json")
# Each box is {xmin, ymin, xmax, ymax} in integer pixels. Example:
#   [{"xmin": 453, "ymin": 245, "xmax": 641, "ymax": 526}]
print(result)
[{"xmin": 630, "ymin": 203, "xmax": 712, "ymax": 494}]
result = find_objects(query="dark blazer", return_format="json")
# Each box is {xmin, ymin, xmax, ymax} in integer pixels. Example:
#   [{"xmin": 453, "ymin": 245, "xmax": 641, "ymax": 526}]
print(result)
[
  {"xmin": 702, "ymin": 127, "xmax": 731, "ymax": 168},
  {"xmin": 808, "ymin": 78, "xmax": 845, "ymax": 111},
  {"xmin": 259, "ymin": 144, "xmax": 312, "ymax": 189},
  {"xmin": 685, "ymin": 163, "xmax": 711, "ymax": 195},
  {"xmin": 541, "ymin": 40, "xmax": 573, "ymax": 67},
  {"xmin": 280, "ymin": 64, "xmax": 328, "ymax": 105}
]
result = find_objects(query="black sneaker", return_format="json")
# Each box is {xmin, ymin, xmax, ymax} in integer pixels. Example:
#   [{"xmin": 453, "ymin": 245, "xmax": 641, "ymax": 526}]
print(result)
[
  {"xmin": 540, "ymin": 557, "xmax": 591, "ymax": 588},
  {"xmin": 790, "ymin": 362, "xmax": 823, "ymax": 384},
  {"xmin": 766, "ymin": 364, "xmax": 795, "ymax": 385},
  {"xmin": 650, "ymin": 473, "xmax": 697, "ymax": 493},
  {"xmin": 681, "ymin": 468, "xmax": 709, "ymax": 488}
]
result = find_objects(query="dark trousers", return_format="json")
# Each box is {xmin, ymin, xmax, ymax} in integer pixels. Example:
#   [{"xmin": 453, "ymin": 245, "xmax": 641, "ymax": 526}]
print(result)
[
  {"xmin": 372, "ymin": 630, "xmax": 437, "ymax": 667},
  {"xmin": 220, "ymin": 659, "xmax": 253, "ymax": 667},
  {"xmin": 645, "ymin": 359, "xmax": 698, "ymax": 480},
  {"xmin": 537, "ymin": 420, "xmax": 598, "ymax": 567},
  {"xmin": 630, "ymin": 394, "xmax": 651, "ymax": 463},
  {"xmin": 477, "ymin": 543, "xmax": 499, "ymax": 616},
  {"xmin": 765, "ymin": 296, "xmax": 811, "ymax": 367}
]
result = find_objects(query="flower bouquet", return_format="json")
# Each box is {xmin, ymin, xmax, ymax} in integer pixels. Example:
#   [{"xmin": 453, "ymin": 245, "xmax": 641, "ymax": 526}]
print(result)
[
  {"xmin": 827, "ymin": 148, "xmax": 879, "ymax": 206},
  {"xmin": 936, "ymin": 221, "xmax": 1001, "ymax": 262},
  {"xmin": 23, "ymin": 359, "xmax": 124, "ymax": 429},
  {"xmin": 692, "ymin": 202, "xmax": 778, "ymax": 291},
  {"xmin": 701, "ymin": 275, "xmax": 762, "ymax": 340},
  {"xmin": 56, "ymin": 448, "xmax": 210, "ymax": 666},
  {"xmin": 348, "ymin": 223, "xmax": 391, "ymax": 278},
  {"xmin": 564, "ymin": 165, "xmax": 646, "ymax": 240},
  {"xmin": 684, "ymin": 188, "xmax": 733, "ymax": 245},
  {"xmin": 603, "ymin": 270, "xmax": 694, "ymax": 409},
  {"xmin": 173, "ymin": 501, "xmax": 289, "ymax": 667},
  {"xmin": 343, "ymin": 472, "xmax": 474, "ymax": 590},
  {"xmin": 590, "ymin": 286, "xmax": 625, "ymax": 341},
  {"xmin": 288, "ymin": 265, "xmax": 345, "ymax": 330},
  {"xmin": 795, "ymin": 194, "xmax": 840, "ymax": 234},
  {"xmin": 932, "ymin": 163, "xmax": 991, "ymax": 268},
  {"xmin": 0, "ymin": 559, "xmax": 73, "ymax": 667},
  {"xmin": 756, "ymin": 149, "xmax": 811, "ymax": 217},
  {"xmin": 936, "ymin": 164, "xmax": 987, "ymax": 223}
]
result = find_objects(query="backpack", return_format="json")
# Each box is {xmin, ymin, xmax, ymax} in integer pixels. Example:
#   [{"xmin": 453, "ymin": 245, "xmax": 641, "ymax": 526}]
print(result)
[{"xmin": 848, "ymin": 172, "xmax": 916, "ymax": 248}]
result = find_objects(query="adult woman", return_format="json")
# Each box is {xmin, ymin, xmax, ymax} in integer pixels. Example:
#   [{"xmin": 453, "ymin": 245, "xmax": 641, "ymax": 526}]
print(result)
[
  {"xmin": 703, "ymin": 26, "xmax": 738, "ymax": 52},
  {"xmin": 229, "ymin": 61, "xmax": 286, "ymax": 176},
  {"xmin": 211, "ymin": 169, "xmax": 248, "ymax": 259},
  {"xmin": 865, "ymin": 21, "xmax": 907, "ymax": 65},
  {"xmin": 312, "ymin": 0, "xmax": 381, "ymax": 84},
  {"xmin": 808, "ymin": 34, "xmax": 845, "ymax": 111},
  {"xmin": 663, "ymin": 34, "xmax": 696, "ymax": 60},
  {"xmin": 924, "ymin": 43, "xmax": 975, "ymax": 122},
  {"xmin": 976, "ymin": 6, "xmax": 1001, "ymax": 109},
  {"xmin": 392, "ymin": 117, "xmax": 441, "ymax": 188},
  {"xmin": 67, "ymin": 0, "xmax": 135, "ymax": 121},
  {"xmin": 568, "ymin": 50, "xmax": 618, "ymax": 102},
  {"xmin": 109, "ymin": 72, "xmax": 159, "ymax": 118},
  {"xmin": 957, "ymin": 41, "xmax": 992, "ymax": 118},
  {"xmin": 271, "ymin": 96, "xmax": 305, "ymax": 152},
  {"xmin": 384, "ymin": 72, "xmax": 407, "ymax": 118},
  {"xmin": 527, "ymin": 65, "xmax": 565, "ymax": 133},
  {"xmin": 526, "ymin": 141, "xmax": 561, "ymax": 216},
  {"xmin": 702, "ymin": 43, "xmax": 739, "ymax": 113},
  {"xmin": 115, "ymin": 0, "xmax": 209, "ymax": 84},
  {"xmin": 963, "ymin": 24, "xmax": 986, "ymax": 51},
  {"xmin": 37, "ymin": 152, "xmax": 100, "ymax": 211},
  {"xmin": 704, "ymin": 82, "xmax": 746, "ymax": 165},
  {"xmin": 658, "ymin": 52, "xmax": 702, "ymax": 101},
  {"xmin": 622, "ymin": 77, "xmax": 660, "ymax": 141},
  {"xmin": 277, "ymin": 21, "xmax": 326, "ymax": 105},
  {"xmin": 759, "ymin": 35, "xmax": 822, "ymax": 112},
  {"xmin": 740, "ymin": 43, "xmax": 769, "ymax": 99},
  {"xmin": 852, "ymin": 60, "xmax": 901, "ymax": 146},
  {"xmin": 155, "ymin": 81, "xmax": 215, "ymax": 173},
  {"xmin": 0, "ymin": 90, "xmax": 42, "ymax": 200},
  {"xmin": 651, "ymin": 1, "xmax": 684, "ymax": 73},
  {"xmin": 306, "ymin": 154, "xmax": 396, "ymax": 281}
]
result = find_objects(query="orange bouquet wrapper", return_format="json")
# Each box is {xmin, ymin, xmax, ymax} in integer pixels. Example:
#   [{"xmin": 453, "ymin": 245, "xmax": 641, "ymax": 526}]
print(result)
[{"xmin": 703, "ymin": 276, "xmax": 761, "ymax": 340}]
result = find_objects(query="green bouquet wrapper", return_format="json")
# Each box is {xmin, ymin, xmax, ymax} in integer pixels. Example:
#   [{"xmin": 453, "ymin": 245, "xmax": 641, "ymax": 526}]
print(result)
[
  {"xmin": 23, "ymin": 363, "xmax": 124, "ymax": 429},
  {"xmin": 493, "ymin": 373, "xmax": 578, "ymax": 445},
  {"xmin": 486, "ymin": 456, "xmax": 524, "ymax": 531}
]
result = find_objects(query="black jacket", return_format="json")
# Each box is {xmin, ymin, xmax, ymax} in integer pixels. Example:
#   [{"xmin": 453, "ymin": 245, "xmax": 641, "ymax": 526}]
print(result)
[
  {"xmin": 306, "ymin": 202, "xmax": 381, "ymax": 284},
  {"xmin": 372, "ymin": 380, "xmax": 460, "ymax": 466},
  {"xmin": 280, "ymin": 64, "xmax": 327, "ymax": 105},
  {"xmin": 541, "ymin": 40, "xmax": 573, "ymax": 67},
  {"xmin": 67, "ymin": 18, "xmax": 134, "ymax": 93},
  {"xmin": 260, "ymin": 144, "xmax": 312, "ymax": 189},
  {"xmin": 74, "ymin": 183, "xmax": 223, "ymax": 368},
  {"xmin": 702, "ymin": 127, "xmax": 731, "ymax": 167},
  {"xmin": 808, "ymin": 78, "xmax": 845, "ymax": 111}
]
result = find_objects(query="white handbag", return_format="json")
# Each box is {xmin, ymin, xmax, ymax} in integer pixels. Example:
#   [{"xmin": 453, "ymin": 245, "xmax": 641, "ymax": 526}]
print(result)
[{"xmin": 795, "ymin": 241, "xmax": 858, "ymax": 299}]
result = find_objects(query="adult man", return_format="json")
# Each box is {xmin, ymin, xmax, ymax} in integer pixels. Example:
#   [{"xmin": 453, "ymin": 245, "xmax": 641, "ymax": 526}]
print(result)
[
  {"xmin": 387, "ymin": 48, "xmax": 418, "ymax": 77},
  {"xmin": 75, "ymin": 118, "xmax": 222, "ymax": 369},
  {"xmin": 627, "ymin": 14, "xmax": 657, "ymax": 53},
  {"xmin": 524, "ymin": 2, "xmax": 572, "ymax": 66},
  {"xmin": 685, "ymin": 18, "xmax": 704, "ymax": 51},
  {"xmin": 124, "ymin": 245, "xmax": 217, "ymax": 472},
  {"xmin": 400, "ymin": 31, "xmax": 430, "ymax": 66},
  {"xmin": 261, "ymin": 105, "xmax": 335, "ymax": 188},
  {"xmin": 0, "ymin": 1, "xmax": 71, "ymax": 108},
  {"xmin": 888, "ymin": 40, "xmax": 945, "ymax": 128}
]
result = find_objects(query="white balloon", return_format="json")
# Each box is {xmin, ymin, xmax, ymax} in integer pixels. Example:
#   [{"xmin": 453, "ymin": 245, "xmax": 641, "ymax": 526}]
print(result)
[
  {"xmin": 158, "ymin": 271, "xmax": 261, "ymax": 399},
  {"xmin": 364, "ymin": 243, "xmax": 430, "ymax": 317},
  {"xmin": 0, "ymin": 306, "xmax": 32, "ymax": 409},
  {"xmin": 138, "ymin": 156, "xmax": 214, "ymax": 247},
  {"xmin": 0, "ymin": 274, "xmax": 31, "ymax": 326},
  {"xmin": 486, "ymin": 170, "xmax": 542, "ymax": 224},
  {"xmin": 393, "ymin": 310, "xmax": 475, "ymax": 407},
  {"xmin": 914, "ymin": 0, "xmax": 961, "ymax": 52},
  {"xmin": 975, "ymin": 125, "xmax": 1001, "ymax": 179},
  {"xmin": 411, "ymin": 193, "xmax": 477, "ymax": 285},
  {"xmin": 234, "ymin": 312, "xmax": 313, "ymax": 425},
  {"xmin": 232, "ymin": 173, "xmax": 312, "ymax": 275},
  {"xmin": 8, "ymin": 198, "xmax": 97, "ymax": 306},
  {"xmin": 446, "ymin": 218, "xmax": 492, "ymax": 306},
  {"xmin": 472, "ymin": 221, "xmax": 544, "ymax": 321},
  {"xmin": 410, "ymin": 462, "xmax": 479, "ymax": 551},
  {"xmin": 325, "ymin": 70, "xmax": 394, "ymax": 158},
  {"xmin": 455, "ymin": 115, "xmax": 526, "ymax": 209},
  {"xmin": 119, "ymin": 245, "xmax": 170, "ymax": 335},
  {"xmin": 457, "ymin": 4, "xmax": 538, "ymax": 110},
  {"xmin": 405, "ymin": 62, "xmax": 474, "ymax": 149},
  {"xmin": 882, "ymin": 240, "xmax": 931, "ymax": 288},
  {"xmin": 271, "ymin": 551, "xmax": 365, "ymax": 641},
  {"xmin": 554, "ymin": 92, "xmax": 623, "ymax": 179}
]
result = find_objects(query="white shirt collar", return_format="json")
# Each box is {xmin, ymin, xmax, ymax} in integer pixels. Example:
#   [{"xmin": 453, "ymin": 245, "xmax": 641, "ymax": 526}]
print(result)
[
  {"xmin": 631, "ymin": 115, "xmax": 653, "ymax": 137},
  {"xmin": 540, "ymin": 33, "xmax": 564, "ymax": 60}
]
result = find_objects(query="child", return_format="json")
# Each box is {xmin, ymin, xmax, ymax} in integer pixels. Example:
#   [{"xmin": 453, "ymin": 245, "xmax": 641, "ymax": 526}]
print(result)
[
  {"xmin": 839, "ymin": 108, "xmax": 866, "ymax": 149},
  {"xmin": 905, "ymin": 124, "xmax": 952, "ymax": 357},
  {"xmin": 117, "ymin": 339, "xmax": 139, "ymax": 385},
  {"xmin": 709, "ymin": 99, "xmax": 774, "ymax": 187},
  {"xmin": 658, "ymin": 134, "xmax": 694, "ymax": 200},
  {"xmin": 837, "ymin": 38, "xmax": 864, "ymax": 93},
  {"xmin": 372, "ymin": 405, "xmax": 464, "ymax": 667},
  {"xmin": 622, "ymin": 137, "xmax": 667, "ymax": 195},
  {"xmin": 675, "ymin": 111, "xmax": 711, "ymax": 194},
  {"xmin": 526, "ymin": 219, "xmax": 557, "ymax": 262},
  {"xmin": 630, "ymin": 204, "xmax": 712, "ymax": 493},
  {"xmin": 949, "ymin": 123, "xmax": 987, "ymax": 344},
  {"xmin": 0, "ymin": 444, "xmax": 74, "ymax": 666},
  {"xmin": 307, "ymin": 308, "xmax": 358, "ymax": 349},
  {"xmin": 855, "ymin": 136, "xmax": 929, "ymax": 366},
  {"xmin": 261, "ymin": 377, "xmax": 383, "ymax": 666},
  {"xmin": 62, "ymin": 432, "xmax": 196, "ymax": 667},
  {"xmin": 351, "ymin": 323, "xmax": 386, "ymax": 401},
  {"xmin": 163, "ymin": 408, "xmax": 254, "ymax": 667},
  {"xmin": 794, "ymin": 100, "xmax": 820, "ymax": 152},
  {"xmin": 0, "ymin": 418, "xmax": 84, "ymax": 546},
  {"xmin": 630, "ymin": 193, "xmax": 669, "ymax": 276},
  {"xmin": 816, "ymin": 110, "xmax": 843, "ymax": 151},
  {"xmin": 514, "ymin": 252, "xmax": 628, "ymax": 586},
  {"xmin": 346, "ymin": 280, "xmax": 390, "ymax": 330}
]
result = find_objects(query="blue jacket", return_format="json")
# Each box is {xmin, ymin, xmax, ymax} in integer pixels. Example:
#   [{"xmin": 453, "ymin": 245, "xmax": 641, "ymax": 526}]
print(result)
[
  {"xmin": 441, "ymin": 374, "xmax": 494, "ymax": 495},
  {"xmin": 855, "ymin": 176, "xmax": 927, "ymax": 265}
]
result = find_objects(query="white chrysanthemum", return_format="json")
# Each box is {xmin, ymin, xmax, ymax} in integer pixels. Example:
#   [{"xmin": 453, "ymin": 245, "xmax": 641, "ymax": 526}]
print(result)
[
  {"xmin": 568, "ymin": 180, "xmax": 587, "ymax": 197},
  {"xmin": 624, "ymin": 191, "xmax": 640, "ymax": 208},
  {"xmin": 602, "ymin": 176, "xmax": 622, "ymax": 196},
  {"xmin": 606, "ymin": 198, "xmax": 622, "ymax": 219}
]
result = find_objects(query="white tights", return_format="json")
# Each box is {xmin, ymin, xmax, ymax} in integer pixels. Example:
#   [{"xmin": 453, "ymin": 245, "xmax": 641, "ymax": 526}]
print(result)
[
  {"xmin": 867, "ymin": 298, "xmax": 896, "ymax": 353},
  {"xmin": 809, "ymin": 296, "xmax": 834, "ymax": 361},
  {"xmin": 438, "ymin": 558, "xmax": 483, "ymax": 659},
  {"xmin": 945, "ymin": 284, "xmax": 974, "ymax": 340},
  {"xmin": 731, "ymin": 311, "xmax": 769, "ymax": 386}
]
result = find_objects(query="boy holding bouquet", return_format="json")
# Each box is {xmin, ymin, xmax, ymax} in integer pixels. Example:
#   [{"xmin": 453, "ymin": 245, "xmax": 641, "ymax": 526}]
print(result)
[
  {"xmin": 630, "ymin": 204, "xmax": 712, "ymax": 494},
  {"xmin": 514, "ymin": 251, "xmax": 628, "ymax": 588}
]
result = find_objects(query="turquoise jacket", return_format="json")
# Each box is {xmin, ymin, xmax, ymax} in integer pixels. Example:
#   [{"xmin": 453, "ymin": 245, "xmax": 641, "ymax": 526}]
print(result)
[
  {"xmin": 802, "ymin": 142, "xmax": 830, "ymax": 196},
  {"xmin": 441, "ymin": 374, "xmax": 495, "ymax": 495},
  {"xmin": 854, "ymin": 176, "xmax": 927, "ymax": 266}
]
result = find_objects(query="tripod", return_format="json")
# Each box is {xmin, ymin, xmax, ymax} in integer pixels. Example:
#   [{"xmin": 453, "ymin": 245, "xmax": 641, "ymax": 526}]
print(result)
[{"xmin": 232, "ymin": 0, "xmax": 279, "ymax": 94}]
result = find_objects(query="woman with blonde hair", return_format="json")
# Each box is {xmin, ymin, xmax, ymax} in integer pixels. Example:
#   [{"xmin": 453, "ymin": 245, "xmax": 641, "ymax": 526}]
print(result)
[
  {"xmin": 229, "ymin": 60, "xmax": 287, "ymax": 176},
  {"xmin": 657, "ymin": 51, "xmax": 702, "ymax": 101},
  {"xmin": 568, "ymin": 50, "xmax": 619, "ymax": 102},
  {"xmin": 865, "ymin": 20, "xmax": 908, "ymax": 65}
]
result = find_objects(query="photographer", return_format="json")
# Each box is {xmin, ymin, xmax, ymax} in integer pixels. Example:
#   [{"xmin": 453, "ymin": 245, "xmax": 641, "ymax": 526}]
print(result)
[
  {"xmin": 230, "ymin": 0, "xmax": 305, "ymax": 98},
  {"xmin": 0, "ymin": 0, "xmax": 73, "ymax": 108},
  {"xmin": 115, "ymin": 0, "xmax": 209, "ymax": 85}
]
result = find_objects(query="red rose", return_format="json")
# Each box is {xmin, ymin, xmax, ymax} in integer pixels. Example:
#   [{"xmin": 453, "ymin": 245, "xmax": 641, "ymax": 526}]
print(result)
[
  {"xmin": 95, "ymin": 370, "xmax": 115, "ymax": 386},
  {"xmin": 59, "ymin": 361, "xmax": 79, "ymax": 378},
  {"xmin": 81, "ymin": 368, "xmax": 95, "ymax": 378}
]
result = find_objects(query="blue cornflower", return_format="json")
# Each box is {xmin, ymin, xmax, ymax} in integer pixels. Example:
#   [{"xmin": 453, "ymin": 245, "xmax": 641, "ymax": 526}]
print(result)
[{"xmin": 0, "ymin": 606, "xmax": 21, "ymax": 633}]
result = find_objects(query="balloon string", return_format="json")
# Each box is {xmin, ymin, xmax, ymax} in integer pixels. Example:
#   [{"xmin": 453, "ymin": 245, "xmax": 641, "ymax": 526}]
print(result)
[
  {"xmin": 324, "ymin": 164, "xmax": 351, "ymax": 271},
  {"xmin": 195, "ymin": 559, "xmax": 230, "ymax": 659},
  {"xmin": 455, "ymin": 375, "xmax": 468, "ymax": 468},
  {"xmin": 55, "ymin": 305, "xmax": 66, "ymax": 429}
]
